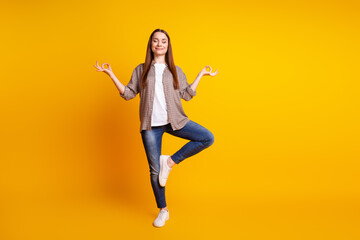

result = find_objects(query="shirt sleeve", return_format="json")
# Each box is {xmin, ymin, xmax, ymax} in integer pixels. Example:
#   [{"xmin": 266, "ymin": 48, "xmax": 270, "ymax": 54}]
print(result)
[
  {"xmin": 120, "ymin": 65, "xmax": 141, "ymax": 100},
  {"xmin": 177, "ymin": 67, "xmax": 197, "ymax": 101}
]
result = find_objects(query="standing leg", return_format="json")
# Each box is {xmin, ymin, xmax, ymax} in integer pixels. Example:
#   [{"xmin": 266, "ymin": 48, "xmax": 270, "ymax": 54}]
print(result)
[
  {"xmin": 166, "ymin": 120, "xmax": 214, "ymax": 164},
  {"xmin": 141, "ymin": 126, "xmax": 167, "ymax": 209}
]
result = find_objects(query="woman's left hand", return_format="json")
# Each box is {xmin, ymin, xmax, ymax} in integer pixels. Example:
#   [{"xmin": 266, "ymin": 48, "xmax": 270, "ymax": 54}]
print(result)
[{"xmin": 199, "ymin": 65, "xmax": 219, "ymax": 77}]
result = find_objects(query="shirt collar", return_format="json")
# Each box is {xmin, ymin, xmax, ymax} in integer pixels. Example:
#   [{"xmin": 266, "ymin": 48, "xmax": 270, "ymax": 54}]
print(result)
[{"xmin": 151, "ymin": 60, "xmax": 168, "ymax": 68}]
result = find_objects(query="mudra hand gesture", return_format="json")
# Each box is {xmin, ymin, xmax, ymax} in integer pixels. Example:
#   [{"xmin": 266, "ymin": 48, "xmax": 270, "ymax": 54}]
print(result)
[
  {"xmin": 93, "ymin": 61, "xmax": 114, "ymax": 76},
  {"xmin": 200, "ymin": 65, "xmax": 219, "ymax": 77}
]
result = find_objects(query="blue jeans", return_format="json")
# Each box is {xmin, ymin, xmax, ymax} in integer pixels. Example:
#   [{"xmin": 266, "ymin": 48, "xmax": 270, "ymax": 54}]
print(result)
[{"xmin": 141, "ymin": 120, "xmax": 214, "ymax": 208}]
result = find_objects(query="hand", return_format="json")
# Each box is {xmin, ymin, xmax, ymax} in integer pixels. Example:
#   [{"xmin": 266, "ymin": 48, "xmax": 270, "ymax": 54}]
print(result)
[
  {"xmin": 93, "ymin": 61, "xmax": 114, "ymax": 76},
  {"xmin": 199, "ymin": 65, "xmax": 219, "ymax": 77}
]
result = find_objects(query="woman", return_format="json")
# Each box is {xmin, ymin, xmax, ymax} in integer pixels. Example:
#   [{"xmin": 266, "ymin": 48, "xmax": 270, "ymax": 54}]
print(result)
[{"xmin": 94, "ymin": 29, "xmax": 218, "ymax": 227}]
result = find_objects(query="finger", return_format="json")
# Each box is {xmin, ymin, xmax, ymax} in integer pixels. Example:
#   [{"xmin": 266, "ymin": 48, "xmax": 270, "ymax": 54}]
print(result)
[
  {"xmin": 93, "ymin": 65, "xmax": 100, "ymax": 70},
  {"xmin": 102, "ymin": 63, "xmax": 108, "ymax": 69},
  {"xmin": 212, "ymin": 69, "xmax": 219, "ymax": 76}
]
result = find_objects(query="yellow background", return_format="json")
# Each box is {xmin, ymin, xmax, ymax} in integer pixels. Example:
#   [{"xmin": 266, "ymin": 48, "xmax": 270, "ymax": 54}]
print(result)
[{"xmin": 1, "ymin": 0, "xmax": 359, "ymax": 239}]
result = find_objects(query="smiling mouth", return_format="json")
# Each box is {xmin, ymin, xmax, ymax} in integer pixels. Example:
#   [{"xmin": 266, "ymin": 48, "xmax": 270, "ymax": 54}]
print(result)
[{"xmin": 156, "ymin": 48, "xmax": 163, "ymax": 50}]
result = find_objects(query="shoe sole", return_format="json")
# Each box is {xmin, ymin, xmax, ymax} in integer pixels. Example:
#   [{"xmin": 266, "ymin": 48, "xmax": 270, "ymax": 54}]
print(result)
[
  {"xmin": 159, "ymin": 155, "xmax": 168, "ymax": 187},
  {"xmin": 153, "ymin": 215, "xmax": 170, "ymax": 228}
]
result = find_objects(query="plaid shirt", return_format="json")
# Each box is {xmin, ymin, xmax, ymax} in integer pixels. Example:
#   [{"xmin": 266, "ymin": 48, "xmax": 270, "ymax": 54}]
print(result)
[{"xmin": 120, "ymin": 60, "xmax": 197, "ymax": 132}]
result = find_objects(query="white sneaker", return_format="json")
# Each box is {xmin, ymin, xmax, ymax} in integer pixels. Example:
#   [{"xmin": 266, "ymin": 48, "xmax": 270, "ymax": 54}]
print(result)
[
  {"xmin": 153, "ymin": 209, "xmax": 170, "ymax": 227},
  {"xmin": 159, "ymin": 155, "xmax": 172, "ymax": 187}
]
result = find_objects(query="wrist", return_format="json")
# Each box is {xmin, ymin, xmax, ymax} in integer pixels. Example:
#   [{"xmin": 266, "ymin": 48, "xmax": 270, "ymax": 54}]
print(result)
[{"xmin": 107, "ymin": 72, "xmax": 115, "ymax": 78}]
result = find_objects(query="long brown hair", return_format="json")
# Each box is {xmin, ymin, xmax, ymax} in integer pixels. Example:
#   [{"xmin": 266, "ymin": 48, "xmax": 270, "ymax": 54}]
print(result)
[{"xmin": 140, "ymin": 29, "xmax": 180, "ymax": 90}]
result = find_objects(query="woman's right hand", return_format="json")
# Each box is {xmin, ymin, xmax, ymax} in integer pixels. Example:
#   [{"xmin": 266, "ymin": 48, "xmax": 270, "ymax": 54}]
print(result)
[{"xmin": 94, "ymin": 61, "xmax": 114, "ymax": 76}]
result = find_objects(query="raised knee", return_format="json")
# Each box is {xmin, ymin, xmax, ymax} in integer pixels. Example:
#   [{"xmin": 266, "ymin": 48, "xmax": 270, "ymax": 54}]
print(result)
[{"xmin": 204, "ymin": 131, "xmax": 215, "ymax": 147}]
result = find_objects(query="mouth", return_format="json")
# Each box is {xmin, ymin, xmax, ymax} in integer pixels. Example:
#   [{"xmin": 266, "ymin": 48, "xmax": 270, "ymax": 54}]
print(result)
[{"xmin": 156, "ymin": 48, "xmax": 163, "ymax": 50}]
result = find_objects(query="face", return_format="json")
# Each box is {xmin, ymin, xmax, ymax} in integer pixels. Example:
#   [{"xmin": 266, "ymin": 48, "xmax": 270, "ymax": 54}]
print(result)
[{"xmin": 151, "ymin": 32, "xmax": 168, "ymax": 56}]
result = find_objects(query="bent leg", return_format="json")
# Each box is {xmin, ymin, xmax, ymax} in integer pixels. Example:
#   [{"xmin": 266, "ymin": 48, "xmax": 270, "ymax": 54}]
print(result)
[
  {"xmin": 141, "ymin": 127, "xmax": 167, "ymax": 208},
  {"xmin": 166, "ymin": 120, "xmax": 214, "ymax": 164}
]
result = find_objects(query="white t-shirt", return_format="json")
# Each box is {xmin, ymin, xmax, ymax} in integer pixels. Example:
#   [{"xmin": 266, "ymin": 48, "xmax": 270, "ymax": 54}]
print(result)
[{"xmin": 151, "ymin": 63, "xmax": 169, "ymax": 126}]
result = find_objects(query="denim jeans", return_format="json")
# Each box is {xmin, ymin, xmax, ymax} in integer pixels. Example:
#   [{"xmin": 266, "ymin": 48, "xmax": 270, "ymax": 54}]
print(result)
[{"xmin": 140, "ymin": 120, "xmax": 214, "ymax": 208}]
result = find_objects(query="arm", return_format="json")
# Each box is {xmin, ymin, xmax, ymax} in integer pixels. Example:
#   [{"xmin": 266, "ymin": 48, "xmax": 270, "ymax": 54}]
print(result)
[
  {"xmin": 177, "ymin": 67, "xmax": 197, "ymax": 101},
  {"xmin": 108, "ymin": 72, "xmax": 126, "ymax": 94},
  {"xmin": 189, "ymin": 72, "xmax": 203, "ymax": 92},
  {"xmin": 94, "ymin": 61, "xmax": 140, "ymax": 101},
  {"xmin": 118, "ymin": 66, "xmax": 141, "ymax": 101},
  {"xmin": 177, "ymin": 65, "xmax": 219, "ymax": 101},
  {"xmin": 189, "ymin": 65, "xmax": 219, "ymax": 92}
]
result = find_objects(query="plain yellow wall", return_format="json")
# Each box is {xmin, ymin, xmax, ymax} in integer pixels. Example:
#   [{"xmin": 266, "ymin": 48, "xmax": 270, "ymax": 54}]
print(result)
[{"xmin": 1, "ymin": 0, "xmax": 359, "ymax": 239}]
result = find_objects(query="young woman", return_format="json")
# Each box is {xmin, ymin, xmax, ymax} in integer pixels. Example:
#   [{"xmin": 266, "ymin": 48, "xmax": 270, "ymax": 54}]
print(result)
[{"xmin": 94, "ymin": 29, "xmax": 218, "ymax": 227}]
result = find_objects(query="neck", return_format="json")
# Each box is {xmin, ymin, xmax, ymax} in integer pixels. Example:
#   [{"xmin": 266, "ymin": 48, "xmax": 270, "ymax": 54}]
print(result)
[{"xmin": 153, "ymin": 55, "xmax": 166, "ymax": 64}]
